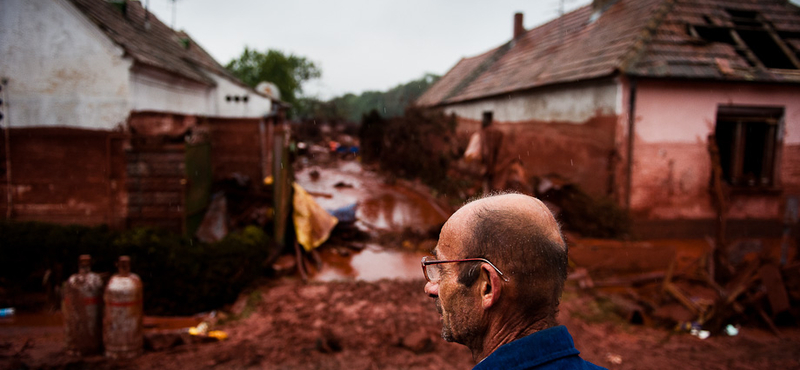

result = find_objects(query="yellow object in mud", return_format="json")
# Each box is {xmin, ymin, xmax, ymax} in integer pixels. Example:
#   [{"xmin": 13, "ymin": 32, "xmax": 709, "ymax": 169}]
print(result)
[
  {"xmin": 263, "ymin": 176, "xmax": 274, "ymax": 185},
  {"xmin": 208, "ymin": 331, "xmax": 228, "ymax": 341},
  {"xmin": 292, "ymin": 183, "xmax": 338, "ymax": 252}
]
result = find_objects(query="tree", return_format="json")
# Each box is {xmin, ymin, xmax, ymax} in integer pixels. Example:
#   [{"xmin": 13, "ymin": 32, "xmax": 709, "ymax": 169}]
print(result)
[
  {"xmin": 225, "ymin": 48, "xmax": 321, "ymax": 115},
  {"xmin": 326, "ymin": 73, "xmax": 440, "ymax": 123}
]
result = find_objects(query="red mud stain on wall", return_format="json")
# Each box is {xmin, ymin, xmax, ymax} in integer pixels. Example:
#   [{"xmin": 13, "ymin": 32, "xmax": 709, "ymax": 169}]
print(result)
[
  {"xmin": 0, "ymin": 127, "xmax": 126, "ymax": 226},
  {"xmin": 780, "ymin": 144, "xmax": 800, "ymax": 194},
  {"xmin": 631, "ymin": 141, "xmax": 799, "ymax": 222},
  {"xmin": 126, "ymin": 144, "xmax": 185, "ymax": 232},
  {"xmin": 457, "ymin": 113, "xmax": 618, "ymax": 197},
  {"xmin": 630, "ymin": 141, "xmax": 712, "ymax": 219},
  {"xmin": 206, "ymin": 118, "xmax": 265, "ymax": 187}
]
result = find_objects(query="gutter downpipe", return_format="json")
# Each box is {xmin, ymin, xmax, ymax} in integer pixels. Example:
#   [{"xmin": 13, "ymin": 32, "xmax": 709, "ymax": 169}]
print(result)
[
  {"xmin": 2, "ymin": 78, "xmax": 11, "ymax": 220},
  {"xmin": 625, "ymin": 77, "xmax": 637, "ymax": 211}
]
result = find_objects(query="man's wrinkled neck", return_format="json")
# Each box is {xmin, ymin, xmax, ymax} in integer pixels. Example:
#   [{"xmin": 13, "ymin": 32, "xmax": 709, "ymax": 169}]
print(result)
[{"xmin": 470, "ymin": 313, "xmax": 555, "ymax": 363}]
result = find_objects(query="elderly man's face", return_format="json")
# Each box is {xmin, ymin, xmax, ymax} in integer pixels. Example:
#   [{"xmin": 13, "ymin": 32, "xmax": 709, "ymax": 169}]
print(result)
[{"xmin": 424, "ymin": 211, "xmax": 482, "ymax": 344}]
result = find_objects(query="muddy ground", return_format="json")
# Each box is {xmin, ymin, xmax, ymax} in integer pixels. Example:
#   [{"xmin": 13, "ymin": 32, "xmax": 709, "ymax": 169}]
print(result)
[
  {"xmin": 2, "ymin": 276, "xmax": 800, "ymax": 370},
  {"xmin": 3, "ymin": 157, "xmax": 800, "ymax": 369}
]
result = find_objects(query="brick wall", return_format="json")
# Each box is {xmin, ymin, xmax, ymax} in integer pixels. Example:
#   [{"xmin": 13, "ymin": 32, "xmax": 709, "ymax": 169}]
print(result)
[
  {"xmin": 125, "ymin": 142, "xmax": 185, "ymax": 232},
  {"xmin": 0, "ymin": 127, "xmax": 126, "ymax": 226}
]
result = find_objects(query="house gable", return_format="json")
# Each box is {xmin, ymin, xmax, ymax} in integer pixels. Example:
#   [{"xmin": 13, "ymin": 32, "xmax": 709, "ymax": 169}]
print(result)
[{"xmin": 0, "ymin": 0, "xmax": 133, "ymax": 130}]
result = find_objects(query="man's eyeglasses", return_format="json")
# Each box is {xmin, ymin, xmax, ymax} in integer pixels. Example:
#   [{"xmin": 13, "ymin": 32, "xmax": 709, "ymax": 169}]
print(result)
[{"xmin": 421, "ymin": 256, "xmax": 509, "ymax": 283}]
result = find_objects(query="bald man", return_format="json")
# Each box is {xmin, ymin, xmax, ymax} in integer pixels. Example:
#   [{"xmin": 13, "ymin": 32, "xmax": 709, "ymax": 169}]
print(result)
[{"xmin": 422, "ymin": 193, "xmax": 605, "ymax": 369}]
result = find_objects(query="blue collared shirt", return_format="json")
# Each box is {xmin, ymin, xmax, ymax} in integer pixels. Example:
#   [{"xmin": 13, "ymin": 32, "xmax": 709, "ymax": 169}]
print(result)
[{"xmin": 473, "ymin": 326, "xmax": 607, "ymax": 370}]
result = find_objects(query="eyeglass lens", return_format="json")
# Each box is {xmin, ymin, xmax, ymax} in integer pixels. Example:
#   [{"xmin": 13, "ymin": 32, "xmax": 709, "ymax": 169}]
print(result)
[{"xmin": 425, "ymin": 264, "xmax": 440, "ymax": 282}]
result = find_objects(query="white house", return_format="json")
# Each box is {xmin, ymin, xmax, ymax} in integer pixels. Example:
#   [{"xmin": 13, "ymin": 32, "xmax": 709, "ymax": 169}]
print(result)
[{"xmin": 0, "ymin": 0, "xmax": 281, "ymax": 230}]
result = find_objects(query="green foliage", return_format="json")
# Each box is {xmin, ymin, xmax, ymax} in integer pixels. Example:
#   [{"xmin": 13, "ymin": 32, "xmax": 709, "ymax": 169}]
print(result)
[
  {"xmin": 541, "ymin": 185, "xmax": 631, "ymax": 238},
  {"xmin": 0, "ymin": 222, "xmax": 117, "ymax": 293},
  {"xmin": 0, "ymin": 222, "xmax": 272, "ymax": 315},
  {"xmin": 358, "ymin": 109, "xmax": 385, "ymax": 162},
  {"xmin": 298, "ymin": 73, "xmax": 440, "ymax": 122},
  {"xmin": 360, "ymin": 107, "xmax": 458, "ymax": 192},
  {"xmin": 225, "ymin": 47, "xmax": 321, "ymax": 116}
]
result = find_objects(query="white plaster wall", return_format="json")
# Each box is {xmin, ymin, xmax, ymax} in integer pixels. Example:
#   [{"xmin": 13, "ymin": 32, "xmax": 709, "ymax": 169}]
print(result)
[
  {"xmin": 635, "ymin": 81, "xmax": 800, "ymax": 144},
  {"xmin": 443, "ymin": 79, "xmax": 619, "ymax": 124},
  {"xmin": 0, "ymin": 0, "xmax": 132, "ymax": 130},
  {"xmin": 630, "ymin": 80, "xmax": 800, "ymax": 220},
  {"xmin": 130, "ymin": 66, "xmax": 213, "ymax": 115},
  {"xmin": 211, "ymin": 74, "xmax": 272, "ymax": 118}
]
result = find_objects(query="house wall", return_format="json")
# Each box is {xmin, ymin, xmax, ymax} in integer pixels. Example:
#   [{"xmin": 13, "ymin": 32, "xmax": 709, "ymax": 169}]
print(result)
[
  {"xmin": 129, "ymin": 66, "xmax": 213, "ymax": 116},
  {"xmin": 0, "ymin": 127, "xmax": 127, "ymax": 226},
  {"xmin": 630, "ymin": 80, "xmax": 800, "ymax": 225},
  {"xmin": 444, "ymin": 79, "xmax": 621, "ymax": 196},
  {"xmin": 211, "ymin": 74, "xmax": 272, "ymax": 118},
  {"xmin": 444, "ymin": 79, "xmax": 620, "ymax": 129},
  {"xmin": 0, "ymin": 0, "xmax": 132, "ymax": 130},
  {"xmin": 126, "ymin": 143, "xmax": 186, "ymax": 232},
  {"xmin": 206, "ymin": 118, "xmax": 268, "ymax": 187}
]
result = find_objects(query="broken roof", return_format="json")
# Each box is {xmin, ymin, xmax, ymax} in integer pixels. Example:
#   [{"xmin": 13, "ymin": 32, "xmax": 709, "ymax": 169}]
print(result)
[
  {"xmin": 68, "ymin": 0, "xmax": 253, "ymax": 91},
  {"xmin": 417, "ymin": 0, "xmax": 800, "ymax": 107}
]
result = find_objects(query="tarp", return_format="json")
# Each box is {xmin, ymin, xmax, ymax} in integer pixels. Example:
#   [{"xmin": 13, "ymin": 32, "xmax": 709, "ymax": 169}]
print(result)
[
  {"xmin": 463, "ymin": 132, "xmax": 482, "ymax": 163},
  {"xmin": 292, "ymin": 183, "xmax": 338, "ymax": 252}
]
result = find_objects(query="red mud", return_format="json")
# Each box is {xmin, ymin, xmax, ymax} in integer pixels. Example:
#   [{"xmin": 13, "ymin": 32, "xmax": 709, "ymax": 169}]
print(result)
[
  {"xmin": 3, "ymin": 276, "xmax": 799, "ymax": 369},
  {"xmin": 3, "ymin": 161, "xmax": 799, "ymax": 369}
]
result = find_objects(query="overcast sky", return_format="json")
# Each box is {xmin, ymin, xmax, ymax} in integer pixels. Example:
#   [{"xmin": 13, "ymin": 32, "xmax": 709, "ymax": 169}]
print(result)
[{"xmin": 145, "ymin": 0, "xmax": 593, "ymax": 99}]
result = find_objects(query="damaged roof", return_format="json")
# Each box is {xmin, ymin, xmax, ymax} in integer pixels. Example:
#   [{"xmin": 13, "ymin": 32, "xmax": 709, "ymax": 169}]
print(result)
[
  {"xmin": 417, "ymin": 0, "xmax": 800, "ymax": 107},
  {"xmin": 68, "ymin": 0, "xmax": 250, "ymax": 90}
]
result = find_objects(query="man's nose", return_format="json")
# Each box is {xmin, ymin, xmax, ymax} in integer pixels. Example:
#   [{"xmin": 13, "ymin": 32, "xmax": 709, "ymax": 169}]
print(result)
[{"xmin": 424, "ymin": 280, "xmax": 439, "ymax": 297}]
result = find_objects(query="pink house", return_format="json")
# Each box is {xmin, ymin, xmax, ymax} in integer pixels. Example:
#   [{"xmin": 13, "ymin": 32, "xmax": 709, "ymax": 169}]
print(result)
[{"xmin": 417, "ymin": 0, "xmax": 800, "ymax": 237}]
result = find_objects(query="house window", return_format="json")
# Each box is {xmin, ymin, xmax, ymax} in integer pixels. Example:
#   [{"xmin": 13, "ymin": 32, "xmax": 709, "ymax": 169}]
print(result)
[
  {"xmin": 714, "ymin": 106, "xmax": 783, "ymax": 188},
  {"xmin": 482, "ymin": 111, "xmax": 493, "ymax": 128}
]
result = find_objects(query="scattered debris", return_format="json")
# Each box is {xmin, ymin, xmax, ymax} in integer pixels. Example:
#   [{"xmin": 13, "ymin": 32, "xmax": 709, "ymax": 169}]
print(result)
[
  {"xmin": 195, "ymin": 192, "xmax": 229, "ymax": 243},
  {"xmin": 605, "ymin": 353, "xmax": 622, "ymax": 365},
  {"xmin": 568, "ymin": 237, "xmax": 800, "ymax": 337}
]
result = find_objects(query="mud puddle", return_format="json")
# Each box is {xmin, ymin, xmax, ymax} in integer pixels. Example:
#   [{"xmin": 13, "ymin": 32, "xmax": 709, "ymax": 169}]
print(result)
[
  {"xmin": 296, "ymin": 161, "xmax": 448, "ymax": 232},
  {"xmin": 311, "ymin": 244, "xmax": 428, "ymax": 282},
  {"xmin": 0, "ymin": 312, "xmax": 203, "ymax": 338},
  {"xmin": 296, "ymin": 160, "xmax": 445, "ymax": 282}
]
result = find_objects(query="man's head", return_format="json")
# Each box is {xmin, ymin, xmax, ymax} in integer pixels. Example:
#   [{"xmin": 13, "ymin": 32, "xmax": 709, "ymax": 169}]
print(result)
[{"xmin": 423, "ymin": 193, "xmax": 568, "ymax": 354}]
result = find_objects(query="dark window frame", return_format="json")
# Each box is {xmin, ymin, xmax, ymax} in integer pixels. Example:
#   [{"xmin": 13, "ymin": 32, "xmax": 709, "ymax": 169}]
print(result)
[{"xmin": 714, "ymin": 105, "xmax": 784, "ymax": 190}]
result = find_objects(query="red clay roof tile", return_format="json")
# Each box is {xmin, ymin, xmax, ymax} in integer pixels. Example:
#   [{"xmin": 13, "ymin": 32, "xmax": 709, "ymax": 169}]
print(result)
[{"xmin": 419, "ymin": 0, "xmax": 800, "ymax": 107}]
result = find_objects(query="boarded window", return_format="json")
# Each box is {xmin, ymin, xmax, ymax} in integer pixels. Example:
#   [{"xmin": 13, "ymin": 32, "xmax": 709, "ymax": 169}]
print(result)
[{"xmin": 715, "ymin": 106, "xmax": 783, "ymax": 187}]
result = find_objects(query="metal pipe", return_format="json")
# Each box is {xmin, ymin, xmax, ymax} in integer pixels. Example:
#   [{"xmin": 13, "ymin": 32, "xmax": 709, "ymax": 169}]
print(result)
[
  {"xmin": 625, "ymin": 78, "xmax": 637, "ymax": 211},
  {"xmin": 2, "ymin": 78, "xmax": 11, "ymax": 220}
]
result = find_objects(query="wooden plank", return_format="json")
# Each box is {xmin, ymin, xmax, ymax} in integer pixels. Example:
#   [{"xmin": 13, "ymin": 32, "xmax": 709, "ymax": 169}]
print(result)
[{"xmin": 758, "ymin": 263, "xmax": 791, "ymax": 316}]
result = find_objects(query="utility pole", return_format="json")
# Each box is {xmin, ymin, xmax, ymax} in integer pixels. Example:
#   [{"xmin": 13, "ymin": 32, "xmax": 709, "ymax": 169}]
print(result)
[{"xmin": 171, "ymin": 0, "xmax": 178, "ymax": 29}]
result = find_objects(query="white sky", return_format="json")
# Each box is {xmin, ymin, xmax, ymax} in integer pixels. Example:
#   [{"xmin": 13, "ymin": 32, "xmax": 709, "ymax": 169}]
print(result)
[{"xmin": 145, "ymin": 0, "xmax": 592, "ymax": 99}]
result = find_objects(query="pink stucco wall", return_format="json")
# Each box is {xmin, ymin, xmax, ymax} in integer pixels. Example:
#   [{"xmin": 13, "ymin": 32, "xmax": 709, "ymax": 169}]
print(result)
[{"xmin": 630, "ymin": 80, "xmax": 800, "ymax": 221}]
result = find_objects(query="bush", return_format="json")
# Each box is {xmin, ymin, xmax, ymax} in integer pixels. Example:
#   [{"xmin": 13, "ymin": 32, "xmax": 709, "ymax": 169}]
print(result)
[
  {"xmin": 0, "ymin": 222, "xmax": 272, "ymax": 315},
  {"xmin": 540, "ymin": 185, "xmax": 631, "ymax": 238},
  {"xmin": 360, "ymin": 107, "xmax": 459, "ymax": 192}
]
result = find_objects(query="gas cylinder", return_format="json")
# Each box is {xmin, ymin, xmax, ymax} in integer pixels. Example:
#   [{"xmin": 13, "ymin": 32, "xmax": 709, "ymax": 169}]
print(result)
[
  {"xmin": 103, "ymin": 256, "xmax": 143, "ymax": 359},
  {"xmin": 62, "ymin": 254, "xmax": 104, "ymax": 355}
]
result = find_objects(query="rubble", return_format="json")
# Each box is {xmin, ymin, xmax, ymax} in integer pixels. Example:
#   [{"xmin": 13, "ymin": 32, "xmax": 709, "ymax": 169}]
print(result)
[{"xmin": 567, "ymin": 237, "xmax": 799, "ymax": 336}]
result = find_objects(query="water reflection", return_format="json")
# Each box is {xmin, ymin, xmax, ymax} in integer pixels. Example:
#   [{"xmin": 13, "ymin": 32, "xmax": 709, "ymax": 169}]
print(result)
[
  {"xmin": 296, "ymin": 162, "xmax": 448, "ymax": 232},
  {"xmin": 313, "ymin": 245, "xmax": 427, "ymax": 282}
]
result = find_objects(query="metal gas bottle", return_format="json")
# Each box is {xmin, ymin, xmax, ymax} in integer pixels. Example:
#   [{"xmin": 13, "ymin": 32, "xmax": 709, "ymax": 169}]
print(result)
[
  {"xmin": 103, "ymin": 256, "xmax": 143, "ymax": 359},
  {"xmin": 62, "ymin": 255, "xmax": 104, "ymax": 355}
]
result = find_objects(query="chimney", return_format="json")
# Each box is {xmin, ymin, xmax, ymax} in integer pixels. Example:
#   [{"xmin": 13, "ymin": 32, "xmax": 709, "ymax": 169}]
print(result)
[
  {"xmin": 514, "ymin": 13, "xmax": 524, "ymax": 39},
  {"xmin": 593, "ymin": 0, "xmax": 619, "ymax": 12}
]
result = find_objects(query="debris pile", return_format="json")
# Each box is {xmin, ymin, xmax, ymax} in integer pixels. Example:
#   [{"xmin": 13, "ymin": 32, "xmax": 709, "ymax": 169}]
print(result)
[{"xmin": 568, "ymin": 238, "xmax": 799, "ymax": 338}]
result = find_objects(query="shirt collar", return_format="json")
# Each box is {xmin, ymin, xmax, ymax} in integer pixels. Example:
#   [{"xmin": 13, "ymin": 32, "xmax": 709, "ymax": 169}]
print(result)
[{"xmin": 473, "ymin": 325, "xmax": 580, "ymax": 370}]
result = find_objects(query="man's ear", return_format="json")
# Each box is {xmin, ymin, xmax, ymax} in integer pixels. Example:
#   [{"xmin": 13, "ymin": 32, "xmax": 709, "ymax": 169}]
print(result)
[{"xmin": 479, "ymin": 263, "xmax": 502, "ymax": 309}]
